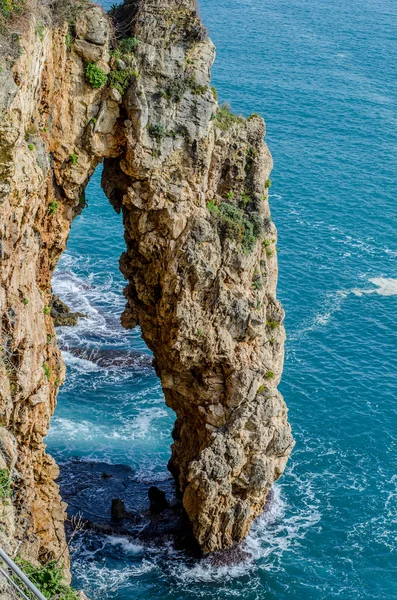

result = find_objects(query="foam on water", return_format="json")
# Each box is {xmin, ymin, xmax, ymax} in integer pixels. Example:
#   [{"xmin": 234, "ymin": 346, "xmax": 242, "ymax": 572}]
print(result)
[{"xmin": 352, "ymin": 277, "xmax": 397, "ymax": 297}]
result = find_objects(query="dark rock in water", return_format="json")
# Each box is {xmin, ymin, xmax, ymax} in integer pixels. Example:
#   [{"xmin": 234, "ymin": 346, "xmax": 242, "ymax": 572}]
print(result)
[
  {"xmin": 148, "ymin": 486, "xmax": 169, "ymax": 514},
  {"xmin": 59, "ymin": 460, "xmax": 271, "ymax": 562},
  {"xmin": 60, "ymin": 347, "xmax": 154, "ymax": 369},
  {"xmin": 207, "ymin": 544, "xmax": 252, "ymax": 567},
  {"xmin": 111, "ymin": 498, "xmax": 129, "ymax": 520},
  {"xmin": 51, "ymin": 294, "xmax": 86, "ymax": 326},
  {"xmin": 58, "ymin": 460, "xmax": 200, "ymax": 556}
]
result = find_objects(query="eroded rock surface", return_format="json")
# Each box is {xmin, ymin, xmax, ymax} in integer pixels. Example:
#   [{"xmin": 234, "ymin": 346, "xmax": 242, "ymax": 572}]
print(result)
[
  {"xmin": 0, "ymin": 0, "xmax": 294, "ymax": 575},
  {"xmin": 103, "ymin": 0, "xmax": 295, "ymax": 553}
]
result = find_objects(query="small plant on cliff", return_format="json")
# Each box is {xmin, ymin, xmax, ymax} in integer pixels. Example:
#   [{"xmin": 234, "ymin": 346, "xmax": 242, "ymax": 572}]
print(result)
[
  {"xmin": 186, "ymin": 74, "xmax": 207, "ymax": 95},
  {"xmin": 162, "ymin": 76, "xmax": 187, "ymax": 103},
  {"xmin": 48, "ymin": 201, "xmax": 59, "ymax": 215},
  {"xmin": 252, "ymin": 271, "xmax": 262, "ymax": 291},
  {"xmin": 206, "ymin": 200, "xmax": 219, "ymax": 213},
  {"xmin": 118, "ymin": 36, "xmax": 140, "ymax": 53},
  {"xmin": 208, "ymin": 201, "xmax": 262, "ymax": 253},
  {"xmin": 266, "ymin": 320, "xmax": 280, "ymax": 330},
  {"xmin": 69, "ymin": 153, "xmax": 78, "ymax": 165},
  {"xmin": 43, "ymin": 305, "xmax": 51, "ymax": 315},
  {"xmin": 147, "ymin": 123, "xmax": 167, "ymax": 143},
  {"xmin": 36, "ymin": 20, "xmax": 45, "ymax": 42},
  {"xmin": 22, "ymin": 298, "xmax": 29, "ymax": 305},
  {"xmin": 0, "ymin": 468, "xmax": 11, "ymax": 500},
  {"xmin": 84, "ymin": 62, "xmax": 107, "ymax": 89},
  {"xmin": 14, "ymin": 558, "xmax": 79, "ymax": 600},
  {"xmin": 28, "ymin": 143, "xmax": 35, "ymax": 151},
  {"xmin": 211, "ymin": 86, "xmax": 218, "ymax": 101},
  {"xmin": 0, "ymin": 0, "xmax": 25, "ymax": 34},
  {"xmin": 265, "ymin": 370, "xmax": 275, "ymax": 379},
  {"xmin": 43, "ymin": 363, "xmax": 51, "ymax": 380},
  {"xmin": 214, "ymin": 103, "xmax": 244, "ymax": 131},
  {"xmin": 108, "ymin": 66, "xmax": 139, "ymax": 94},
  {"xmin": 265, "ymin": 178, "xmax": 272, "ymax": 189}
]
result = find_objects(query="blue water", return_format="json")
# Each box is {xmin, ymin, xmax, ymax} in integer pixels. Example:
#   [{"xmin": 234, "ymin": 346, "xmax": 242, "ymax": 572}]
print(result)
[{"xmin": 46, "ymin": 0, "xmax": 397, "ymax": 598}]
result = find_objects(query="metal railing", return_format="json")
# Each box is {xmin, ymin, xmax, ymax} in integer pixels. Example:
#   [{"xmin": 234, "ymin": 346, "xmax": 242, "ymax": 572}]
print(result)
[{"xmin": 0, "ymin": 548, "xmax": 47, "ymax": 600}]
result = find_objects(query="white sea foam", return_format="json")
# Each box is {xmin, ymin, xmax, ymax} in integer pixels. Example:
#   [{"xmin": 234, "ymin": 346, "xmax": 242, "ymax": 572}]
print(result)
[
  {"xmin": 62, "ymin": 351, "xmax": 101, "ymax": 372},
  {"xmin": 290, "ymin": 289, "xmax": 349, "ymax": 341},
  {"xmin": 105, "ymin": 536, "xmax": 144, "ymax": 555},
  {"xmin": 352, "ymin": 277, "xmax": 397, "ymax": 297}
]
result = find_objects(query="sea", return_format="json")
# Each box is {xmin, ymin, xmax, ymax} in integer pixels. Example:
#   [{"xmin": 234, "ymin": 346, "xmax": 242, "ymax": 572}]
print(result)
[{"xmin": 45, "ymin": 0, "xmax": 397, "ymax": 598}]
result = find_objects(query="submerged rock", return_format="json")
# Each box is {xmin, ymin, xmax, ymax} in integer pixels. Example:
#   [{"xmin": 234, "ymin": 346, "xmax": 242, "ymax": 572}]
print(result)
[
  {"xmin": 59, "ymin": 460, "xmax": 199, "ymax": 555},
  {"xmin": 148, "ymin": 486, "xmax": 169, "ymax": 514},
  {"xmin": 51, "ymin": 294, "xmax": 86, "ymax": 327},
  {"xmin": 62, "ymin": 347, "xmax": 153, "ymax": 369}
]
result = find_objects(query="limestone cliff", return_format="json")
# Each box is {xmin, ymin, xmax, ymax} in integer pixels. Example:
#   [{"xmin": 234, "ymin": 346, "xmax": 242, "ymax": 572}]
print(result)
[{"xmin": 0, "ymin": 0, "xmax": 294, "ymax": 576}]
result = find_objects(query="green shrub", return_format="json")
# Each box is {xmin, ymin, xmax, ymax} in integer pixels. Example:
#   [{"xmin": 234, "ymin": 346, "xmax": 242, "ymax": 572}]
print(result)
[
  {"xmin": 147, "ymin": 123, "xmax": 167, "ymax": 143},
  {"xmin": 161, "ymin": 76, "xmax": 187, "ymax": 103},
  {"xmin": 22, "ymin": 298, "xmax": 29, "ymax": 305},
  {"xmin": 43, "ymin": 363, "xmax": 51, "ymax": 380},
  {"xmin": 265, "ymin": 370, "xmax": 275, "ymax": 379},
  {"xmin": 214, "ymin": 103, "xmax": 244, "ymax": 131},
  {"xmin": 84, "ymin": 63, "xmax": 107, "ymax": 89},
  {"xmin": 43, "ymin": 305, "xmax": 51, "ymax": 315},
  {"xmin": 265, "ymin": 178, "xmax": 272, "ymax": 189},
  {"xmin": 266, "ymin": 320, "xmax": 279, "ymax": 329},
  {"xmin": 206, "ymin": 200, "xmax": 219, "ymax": 213},
  {"xmin": 108, "ymin": 66, "xmax": 139, "ymax": 94},
  {"xmin": 14, "ymin": 558, "xmax": 79, "ymax": 600},
  {"xmin": 28, "ymin": 143, "xmax": 34, "ymax": 151},
  {"xmin": 69, "ymin": 153, "xmax": 78, "ymax": 164},
  {"xmin": 0, "ymin": 0, "xmax": 25, "ymax": 33},
  {"xmin": 211, "ymin": 86, "xmax": 218, "ymax": 101},
  {"xmin": 36, "ymin": 21, "xmax": 44, "ymax": 42},
  {"xmin": 209, "ymin": 202, "xmax": 261, "ymax": 253},
  {"xmin": 240, "ymin": 194, "xmax": 251, "ymax": 207},
  {"xmin": 48, "ymin": 201, "xmax": 59, "ymax": 215},
  {"xmin": 0, "ymin": 468, "xmax": 11, "ymax": 500},
  {"xmin": 118, "ymin": 36, "xmax": 139, "ymax": 53},
  {"xmin": 65, "ymin": 33, "xmax": 71, "ymax": 48},
  {"xmin": 252, "ymin": 272, "xmax": 262, "ymax": 290},
  {"xmin": 186, "ymin": 74, "xmax": 207, "ymax": 95},
  {"xmin": 225, "ymin": 191, "xmax": 235, "ymax": 200}
]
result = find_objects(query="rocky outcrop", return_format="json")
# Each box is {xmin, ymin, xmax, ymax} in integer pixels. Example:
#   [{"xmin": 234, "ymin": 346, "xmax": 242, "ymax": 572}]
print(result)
[
  {"xmin": 0, "ymin": 0, "xmax": 294, "ymax": 576},
  {"xmin": 104, "ymin": 0, "xmax": 295, "ymax": 553}
]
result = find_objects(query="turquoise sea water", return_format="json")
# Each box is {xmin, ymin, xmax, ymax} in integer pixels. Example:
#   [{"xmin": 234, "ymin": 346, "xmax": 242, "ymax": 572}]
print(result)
[{"xmin": 46, "ymin": 0, "xmax": 397, "ymax": 598}]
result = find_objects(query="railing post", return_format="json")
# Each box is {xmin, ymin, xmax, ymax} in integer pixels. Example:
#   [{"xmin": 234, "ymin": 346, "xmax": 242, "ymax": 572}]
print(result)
[{"xmin": 0, "ymin": 548, "xmax": 47, "ymax": 600}]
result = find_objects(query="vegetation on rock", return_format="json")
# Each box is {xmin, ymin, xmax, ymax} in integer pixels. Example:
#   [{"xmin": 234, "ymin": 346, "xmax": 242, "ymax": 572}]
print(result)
[
  {"xmin": 0, "ymin": 468, "xmax": 11, "ymax": 500},
  {"xmin": 213, "ymin": 103, "xmax": 244, "ymax": 131},
  {"xmin": 207, "ymin": 198, "xmax": 263, "ymax": 252},
  {"xmin": 84, "ymin": 62, "xmax": 107, "ymax": 89},
  {"xmin": 14, "ymin": 558, "xmax": 79, "ymax": 600}
]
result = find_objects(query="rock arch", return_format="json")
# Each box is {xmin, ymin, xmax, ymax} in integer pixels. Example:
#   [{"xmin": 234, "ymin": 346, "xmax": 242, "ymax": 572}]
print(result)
[{"xmin": 0, "ymin": 0, "xmax": 293, "ymax": 570}]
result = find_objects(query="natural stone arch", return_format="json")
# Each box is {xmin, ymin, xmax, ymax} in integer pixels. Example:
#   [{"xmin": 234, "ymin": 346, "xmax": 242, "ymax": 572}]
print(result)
[{"xmin": 0, "ymin": 0, "xmax": 293, "ymax": 572}]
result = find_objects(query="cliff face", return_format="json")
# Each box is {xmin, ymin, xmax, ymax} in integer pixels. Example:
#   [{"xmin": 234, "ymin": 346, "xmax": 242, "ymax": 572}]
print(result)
[
  {"xmin": 0, "ymin": 0, "xmax": 293, "ymax": 571},
  {"xmin": 0, "ymin": 3, "xmax": 120, "ymax": 567}
]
